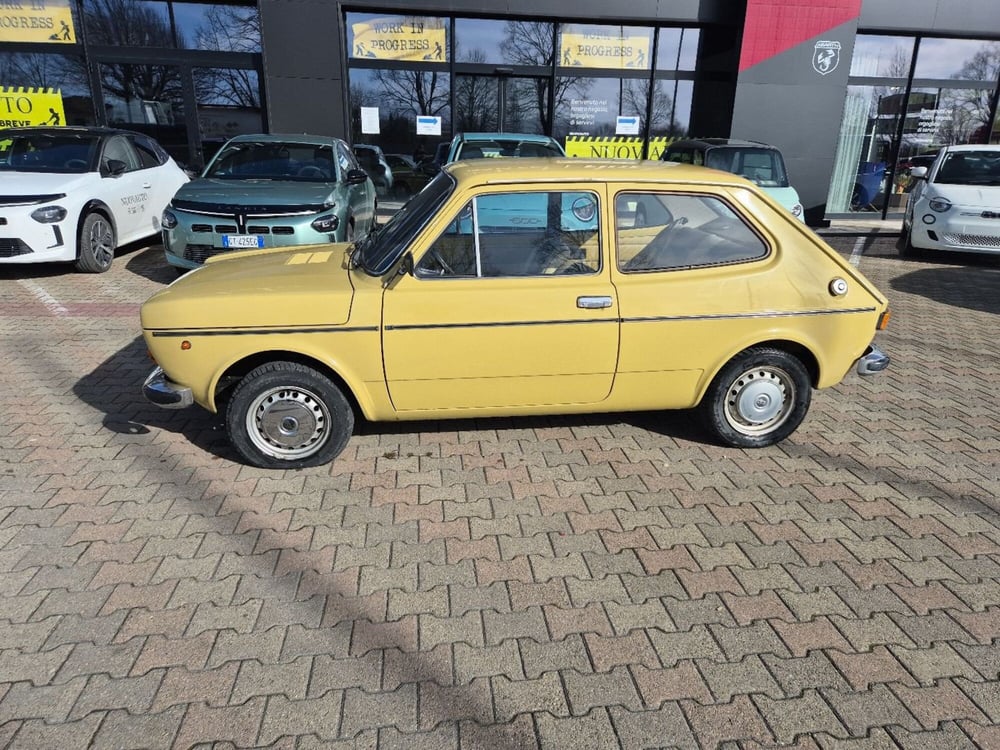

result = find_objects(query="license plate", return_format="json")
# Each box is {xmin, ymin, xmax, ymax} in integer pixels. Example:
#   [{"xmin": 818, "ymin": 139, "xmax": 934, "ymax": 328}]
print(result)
[{"xmin": 222, "ymin": 234, "xmax": 264, "ymax": 249}]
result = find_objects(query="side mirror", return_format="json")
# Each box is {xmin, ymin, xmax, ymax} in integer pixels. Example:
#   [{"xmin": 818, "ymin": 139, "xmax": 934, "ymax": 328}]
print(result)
[
  {"xmin": 103, "ymin": 159, "xmax": 127, "ymax": 177},
  {"xmin": 346, "ymin": 168, "xmax": 369, "ymax": 185},
  {"xmin": 909, "ymin": 166, "xmax": 928, "ymax": 180}
]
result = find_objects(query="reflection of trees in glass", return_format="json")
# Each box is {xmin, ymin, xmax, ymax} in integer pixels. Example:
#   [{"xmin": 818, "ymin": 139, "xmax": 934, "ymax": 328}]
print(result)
[
  {"xmin": 500, "ymin": 21, "xmax": 587, "ymax": 133},
  {"xmin": 622, "ymin": 79, "xmax": 681, "ymax": 136},
  {"xmin": 373, "ymin": 69, "xmax": 449, "ymax": 119},
  {"xmin": 947, "ymin": 42, "xmax": 1000, "ymax": 141},
  {"xmin": 0, "ymin": 52, "xmax": 95, "ymax": 124},
  {"xmin": 454, "ymin": 50, "xmax": 498, "ymax": 131},
  {"xmin": 78, "ymin": 0, "xmax": 184, "ymax": 117},
  {"xmin": 191, "ymin": 7, "xmax": 261, "ymax": 108}
]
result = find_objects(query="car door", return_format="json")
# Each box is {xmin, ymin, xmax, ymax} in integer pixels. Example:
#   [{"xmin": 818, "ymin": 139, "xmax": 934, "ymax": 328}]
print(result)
[
  {"xmin": 98, "ymin": 134, "xmax": 149, "ymax": 244},
  {"xmin": 381, "ymin": 186, "xmax": 619, "ymax": 412}
]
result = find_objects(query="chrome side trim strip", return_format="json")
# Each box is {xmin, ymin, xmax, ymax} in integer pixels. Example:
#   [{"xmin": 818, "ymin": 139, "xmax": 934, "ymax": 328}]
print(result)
[{"xmin": 150, "ymin": 325, "xmax": 378, "ymax": 337}]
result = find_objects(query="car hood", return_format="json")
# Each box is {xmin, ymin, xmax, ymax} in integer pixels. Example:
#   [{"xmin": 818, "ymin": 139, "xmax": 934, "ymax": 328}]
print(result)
[
  {"xmin": 141, "ymin": 244, "xmax": 355, "ymax": 331},
  {"xmin": 928, "ymin": 183, "xmax": 1000, "ymax": 209},
  {"xmin": 172, "ymin": 178, "xmax": 337, "ymax": 209},
  {"xmin": 0, "ymin": 171, "xmax": 93, "ymax": 197}
]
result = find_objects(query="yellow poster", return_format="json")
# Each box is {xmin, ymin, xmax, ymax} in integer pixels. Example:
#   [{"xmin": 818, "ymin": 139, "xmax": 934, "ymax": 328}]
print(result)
[
  {"xmin": 560, "ymin": 31, "xmax": 650, "ymax": 69},
  {"xmin": 351, "ymin": 16, "xmax": 446, "ymax": 62},
  {"xmin": 0, "ymin": 0, "xmax": 76, "ymax": 44},
  {"xmin": 0, "ymin": 87, "xmax": 65, "ymax": 127},
  {"xmin": 565, "ymin": 136, "xmax": 670, "ymax": 160}
]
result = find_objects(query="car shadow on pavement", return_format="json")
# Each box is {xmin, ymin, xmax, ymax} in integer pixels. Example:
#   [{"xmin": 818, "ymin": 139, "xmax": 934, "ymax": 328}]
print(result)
[
  {"xmin": 73, "ymin": 335, "xmax": 238, "ymax": 461},
  {"xmin": 891, "ymin": 264, "xmax": 1000, "ymax": 315},
  {"xmin": 125, "ymin": 243, "xmax": 180, "ymax": 285}
]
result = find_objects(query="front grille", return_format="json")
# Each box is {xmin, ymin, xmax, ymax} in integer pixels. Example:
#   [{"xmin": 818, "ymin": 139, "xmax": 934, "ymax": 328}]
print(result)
[
  {"xmin": 0, "ymin": 238, "xmax": 32, "ymax": 257},
  {"xmin": 214, "ymin": 224, "xmax": 238, "ymax": 234},
  {"xmin": 246, "ymin": 226, "xmax": 272, "ymax": 234},
  {"xmin": 942, "ymin": 232, "xmax": 1000, "ymax": 248},
  {"xmin": 272, "ymin": 226, "xmax": 295, "ymax": 235},
  {"xmin": 0, "ymin": 217, "xmax": 7, "ymax": 225},
  {"xmin": 184, "ymin": 245, "xmax": 232, "ymax": 264}
]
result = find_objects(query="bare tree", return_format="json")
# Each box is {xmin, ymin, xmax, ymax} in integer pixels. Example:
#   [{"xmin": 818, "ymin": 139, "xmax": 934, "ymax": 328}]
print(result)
[
  {"xmin": 948, "ymin": 42, "xmax": 1000, "ymax": 140},
  {"xmin": 622, "ymin": 79, "xmax": 680, "ymax": 135},
  {"xmin": 454, "ymin": 50, "xmax": 498, "ymax": 131}
]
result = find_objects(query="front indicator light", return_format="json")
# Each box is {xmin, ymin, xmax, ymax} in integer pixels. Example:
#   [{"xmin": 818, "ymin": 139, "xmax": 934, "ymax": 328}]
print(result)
[
  {"xmin": 877, "ymin": 310, "xmax": 891, "ymax": 330},
  {"xmin": 181, "ymin": 340, "xmax": 192, "ymax": 350},
  {"xmin": 31, "ymin": 205, "xmax": 67, "ymax": 223},
  {"xmin": 791, "ymin": 203, "xmax": 803, "ymax": 217},
  {"xmin": 311, "ymin": 214, "xmax": 340, "ymax": 233},
  {"xmin": 928, "ymin": 197, "xmax": 952, "ymax": 212}
]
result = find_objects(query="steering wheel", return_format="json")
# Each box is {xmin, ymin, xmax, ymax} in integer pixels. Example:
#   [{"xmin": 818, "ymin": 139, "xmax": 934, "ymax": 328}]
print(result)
[
  {"xmin": 65, "ymin": 159, "xmax": 88, "ymax": 171},
  {"xmin": 298, "ymin": 165, "xmax": 324, "ymax": 178},
  {"xmin": 427, "ymin": 247, "xmax": 455, "ymax": 276}
]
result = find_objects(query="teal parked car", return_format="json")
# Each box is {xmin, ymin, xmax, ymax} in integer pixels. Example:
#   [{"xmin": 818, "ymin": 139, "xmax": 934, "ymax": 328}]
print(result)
[{"xmin": 162, "ymin": 134, "xmax": 376, "ymax": 270}]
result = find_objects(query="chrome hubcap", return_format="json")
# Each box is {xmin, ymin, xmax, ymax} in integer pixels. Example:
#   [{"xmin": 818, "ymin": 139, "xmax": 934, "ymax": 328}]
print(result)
[
  {"xmin": 247, "ymin": 386, "xmax": 329, "ymax": 459},
  {"xmin": 724, "ymin": 367, "xmax": 793, "ymax": 435}
]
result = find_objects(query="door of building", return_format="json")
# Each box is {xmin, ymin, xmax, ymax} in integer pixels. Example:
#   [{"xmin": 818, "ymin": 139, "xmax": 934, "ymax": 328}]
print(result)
[{"xmin": 454, "ymin": 74, "xmax": 550, "ymax": 134}]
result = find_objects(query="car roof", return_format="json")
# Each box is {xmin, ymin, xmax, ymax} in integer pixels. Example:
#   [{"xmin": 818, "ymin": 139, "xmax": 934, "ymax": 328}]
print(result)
[
  {"xmin": 444, "ymin": 157, "xmax": 753, "ymax": 187},
  {"xmin": 941, "ymin": 144, "xmax": 1000, "ymax": 153},
  {"xmin": 0, "ymin": 126, "xmax": 144, "ymax": 139},
  {"xmin": 456, "ymin": 132, "xmax": 559, "ymax": 144},
  {"xmin": 666, "ymin": 137, "xmax": 778, "ymax": 151},
  {"xmin": 225, "ymin": 133, "xmax": 343, "ymax": 146}
]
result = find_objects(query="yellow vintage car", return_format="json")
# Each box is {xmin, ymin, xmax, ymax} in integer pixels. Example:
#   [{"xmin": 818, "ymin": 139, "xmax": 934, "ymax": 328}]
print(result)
[{"xmin": 141, "ymin": 159, "xmax": 890, "ymax": 469}]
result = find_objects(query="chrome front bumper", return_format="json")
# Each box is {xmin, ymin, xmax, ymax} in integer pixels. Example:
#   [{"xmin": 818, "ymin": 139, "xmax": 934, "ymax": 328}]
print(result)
[
  {"xmin": 856, "ymin": 343, "xmax": 890, "ymax": 376},
  {"xmin": 143, "ymin": 366, "xmax": 194, "ymax": 408}
]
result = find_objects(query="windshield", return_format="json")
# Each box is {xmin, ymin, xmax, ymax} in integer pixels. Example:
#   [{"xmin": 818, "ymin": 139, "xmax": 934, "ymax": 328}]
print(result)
[
  {"xmin": 0, "ymin": 133, "xmax": 99, "ymax": 173},
  {"xmin": 457, "ymin": 139, "xmax": 563, "ymax": 160},
  {"xmin": 934, "ymin": 150, "xmax": 1000, "ymax": 186},
  {"xmin": 204, "ymin": 141, "xmax": 337, "ymax": 182},
  {"xmin": 706, "ymin": 147, "xmax": 789, "ymax": 188},
  {"xmin": 355, "ymin": 171, "xmax": 454, "ymax": 276}
]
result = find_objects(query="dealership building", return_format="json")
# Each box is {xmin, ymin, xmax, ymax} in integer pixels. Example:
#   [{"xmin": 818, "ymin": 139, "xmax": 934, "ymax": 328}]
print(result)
[{"xmin": 1, "ymin": 0, "xmax": 998, "ymax": 224}]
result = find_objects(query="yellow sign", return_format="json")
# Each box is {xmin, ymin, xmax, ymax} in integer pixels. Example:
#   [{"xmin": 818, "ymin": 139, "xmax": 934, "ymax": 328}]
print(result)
[
  {"xmin": 351, "ymin": 16, "xmax": 446, "ymax": 62},
  {"xmin": 0, "ymin": 87, "xmax": 65, "ymax": 127},
  {"xmin": 560, "ymin": 31, "xmax": 650, "ymax": 69},
  {"xmin": 565, "ymin": 136, "xmax": 671, "ymax": 160},
  {"xmin": 0, "ymin": 0, "xmax": 76, "ymax": 44}
]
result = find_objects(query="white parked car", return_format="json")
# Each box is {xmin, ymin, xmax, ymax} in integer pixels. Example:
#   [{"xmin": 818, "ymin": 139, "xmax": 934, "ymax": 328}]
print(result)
[
  {"xmin": 0, "ymin": 126, "xmax": 189, "ymax": 272},
  {"xmin": 902, "ymin": 144, "xmax": 1000, "ymax": 257}
]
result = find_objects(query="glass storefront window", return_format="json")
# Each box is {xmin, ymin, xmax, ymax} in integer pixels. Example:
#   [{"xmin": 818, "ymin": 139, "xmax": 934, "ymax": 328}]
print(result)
[
  {"xmin": 100, "ymin": 62, "xmax": 187, "ymax": 161},
  {"xmin": 558, "ymin": 23, "xmax": 653, "ymax": 70},
  {"xmin": 647, "ymin": 79, "xmax": 693, "ymax": 141},
  {"xmin": 455, "ymin": 19, "xmax": 553, "ymax": 66},
  {"xmin": 656, "ymin": 27, "xmax": 700, "ymax": 71},
  {"xmin": 193, "ymin": 66, "xmax": 262, "ymax": 166},
  {"xmin": 349, "ymin": 67, "xmax": 450, "ymax": 157},
  {"xmin": 914, "ymin": 38, "xmax": 999, "ymax": 81},
  {"xmin": 850, "ymin": 35, "xmax": 914, "ymax": 78},
  {"xmin": 0, "ymin": 52, "xmax": 95, "ymax": 125},
  {"xmin": 346, "ymin": 13, "xmax": 448, "ymax": 63},
  {"xmin": 84, "ymin": 0, "xmax": 173, "ymax": 47},
  {"xmin": 175, "ymin": 4, "xmax": 260, "ymax": 52}
]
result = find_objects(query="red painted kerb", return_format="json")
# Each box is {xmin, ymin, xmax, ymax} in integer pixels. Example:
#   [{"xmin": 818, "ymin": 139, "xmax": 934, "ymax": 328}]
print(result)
[{"xmin": 739, "ymin": 0, "xmax": 863, "ymax": 72}]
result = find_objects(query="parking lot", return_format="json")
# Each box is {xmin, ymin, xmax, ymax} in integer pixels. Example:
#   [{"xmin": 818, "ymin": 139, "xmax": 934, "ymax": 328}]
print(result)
[{"xmin": 1, "ymin": 232, "xmax": 999, "ymax": 749}]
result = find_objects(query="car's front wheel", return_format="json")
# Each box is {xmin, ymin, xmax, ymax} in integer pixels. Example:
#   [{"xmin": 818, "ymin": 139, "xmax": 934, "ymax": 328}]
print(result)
[
  {"xmin": 226, "ymin": 361, "xmax": 354, "ymax": 469},
  {"xmin": 898, "ymin": 224, "xmax": 924, "ymax": 258},
  {"xmin": 699, "ymin": 347, "xmax": 811, "ymax": 448},
  {"xmin": 75, "ymin": 212, "xmax": 116, "ymax": 273}
]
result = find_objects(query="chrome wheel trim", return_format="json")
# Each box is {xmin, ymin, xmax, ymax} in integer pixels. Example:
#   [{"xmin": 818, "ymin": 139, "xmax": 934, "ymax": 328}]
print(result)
[
  {"xmin": 88, "ymin": 217, "xmax": 115, "ymax": 268},
  {"xmin": 245, "ymin": 385, "xmax": 330, "ymax": 460},
  {"xmin": 723, "ymin": 365, "xmax": 794, "ymax": 437}
]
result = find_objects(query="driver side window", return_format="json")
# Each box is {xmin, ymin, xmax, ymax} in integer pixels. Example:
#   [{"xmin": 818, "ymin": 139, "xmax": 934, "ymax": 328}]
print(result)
[
  {"xmin": 416, "ymin": 191, "xmax": 601, "ymax": 279},
  {"xmin": 102, "ymin": 136, "xmax": 140, "ymax": 173}
]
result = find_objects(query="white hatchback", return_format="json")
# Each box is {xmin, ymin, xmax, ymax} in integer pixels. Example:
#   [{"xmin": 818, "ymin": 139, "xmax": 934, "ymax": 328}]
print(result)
[
  {"xmin": 902, "ymin": 144, "xmax": 1000, "ymax": 257},
  {"xmin": 0, "ymin": 127, "xmax": 189, "ymax": 272}
]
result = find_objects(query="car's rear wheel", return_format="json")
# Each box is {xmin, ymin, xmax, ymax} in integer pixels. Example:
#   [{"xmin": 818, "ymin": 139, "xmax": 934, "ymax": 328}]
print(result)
[
  {"xmin": 75, "ymin": 212, "xmax": 116, "ymax": 273},
  {"xmin": 226, "ymin": 361, "xmax": 354, "ymax": 469},
  {"xmin": 699, "ymin": 347, "xmax": 811, "ymax": 448}
]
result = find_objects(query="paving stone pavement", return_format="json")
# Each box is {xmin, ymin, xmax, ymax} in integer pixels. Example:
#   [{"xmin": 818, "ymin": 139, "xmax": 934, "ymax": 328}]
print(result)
[{"xmin": 0, "ymin": 236, "xmax": 998, "ymax": 749}]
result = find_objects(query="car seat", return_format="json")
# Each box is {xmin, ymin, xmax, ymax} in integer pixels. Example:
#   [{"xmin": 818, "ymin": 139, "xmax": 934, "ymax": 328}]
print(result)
[{"xmin": 460, "ymin": 146, "xmax": 485, "ymax": 159}]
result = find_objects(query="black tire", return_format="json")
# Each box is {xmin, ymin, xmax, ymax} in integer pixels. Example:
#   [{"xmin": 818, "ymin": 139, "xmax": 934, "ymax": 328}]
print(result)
[
  {"xmin": 699, "ymin": 347, "xmax": 812, "ymax": 448},
  {"xmin": 898, "ymin": 224, "xmax": 924, "ymax": 258},
  {"xmin": 226, "ymin": 361, "xmax": 354, "ymax": 469},
  {"xmin": 75, "ymin": 212, "xmax": 116, "ymax": 273}
]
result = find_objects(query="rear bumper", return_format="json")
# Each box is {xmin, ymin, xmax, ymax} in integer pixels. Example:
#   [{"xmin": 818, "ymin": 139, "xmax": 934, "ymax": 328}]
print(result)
[
  {"xmin": 143, "ymin": 366, "xmax": 193, "ymax": 408},
  {"xmin": 856, "ymin": 343, "xmax": 890, "ymax": 376}
]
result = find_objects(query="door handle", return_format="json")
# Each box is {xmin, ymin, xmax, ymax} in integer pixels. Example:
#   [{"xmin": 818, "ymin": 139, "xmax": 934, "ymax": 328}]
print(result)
[
  {"xmin": 142, "ymin": 183, "xmax": 152, "ymax": 189},
  {"xmin": 577, "ymin": 295, "xmax": 613, "ymax": 309}
]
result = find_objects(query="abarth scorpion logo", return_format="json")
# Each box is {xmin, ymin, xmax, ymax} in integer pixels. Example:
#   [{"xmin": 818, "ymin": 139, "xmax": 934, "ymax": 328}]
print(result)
[{"xmin": 812, "ymin": 40, "xmax": 841, "ymax": 76}]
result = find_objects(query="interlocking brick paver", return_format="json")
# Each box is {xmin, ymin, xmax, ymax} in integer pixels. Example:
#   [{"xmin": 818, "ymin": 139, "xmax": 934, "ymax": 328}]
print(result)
[{"xmin": 4, "ymin": 239, "xmax": 1000, "ymax": 747}]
